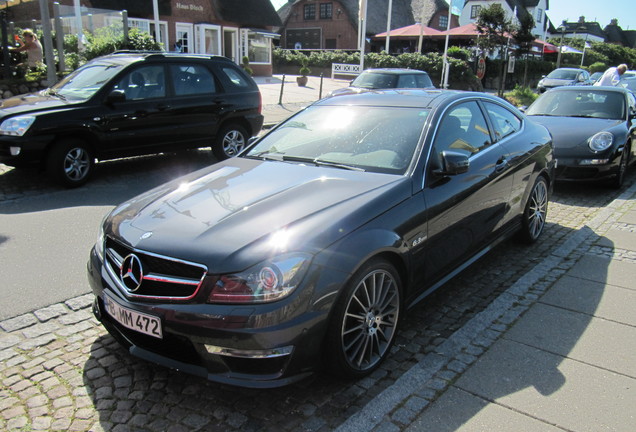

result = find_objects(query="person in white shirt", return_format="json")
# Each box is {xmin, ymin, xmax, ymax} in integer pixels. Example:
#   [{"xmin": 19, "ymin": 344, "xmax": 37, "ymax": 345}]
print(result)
[{"xmin": 594, "ymin": 64, "xmax": 628, "ymax": 86}]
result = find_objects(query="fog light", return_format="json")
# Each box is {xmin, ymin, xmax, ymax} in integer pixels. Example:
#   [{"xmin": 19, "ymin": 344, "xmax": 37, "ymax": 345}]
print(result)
[
  {"xmin": 9, "ymin": 146, "xmax": 21, "ymax": 156},
  {"xmin": 579, "ymin": 159, "xmax": 609, "ymax": 165},
  {"xmin": 204, "ymin": 344, "xmax": 293, "ymax": 359}
]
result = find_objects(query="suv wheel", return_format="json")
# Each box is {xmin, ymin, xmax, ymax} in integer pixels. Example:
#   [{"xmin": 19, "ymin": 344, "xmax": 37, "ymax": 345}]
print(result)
[
  {"xmin": 213, "ymin": 124, "xmax": 248, "ymax": 160},
  {"xmin": 46, "ymin": 139, "xmax": 94, "ymax": 188}
]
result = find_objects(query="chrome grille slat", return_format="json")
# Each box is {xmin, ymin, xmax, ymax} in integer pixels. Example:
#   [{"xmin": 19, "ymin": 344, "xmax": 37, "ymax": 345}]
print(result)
[{"xmin": 104, "ymin": 236, "xmax": 207, "ymax": 300}]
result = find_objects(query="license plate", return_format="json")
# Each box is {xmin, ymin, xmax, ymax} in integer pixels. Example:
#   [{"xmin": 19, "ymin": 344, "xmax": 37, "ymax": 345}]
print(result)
[{"xmin": 104, "ymin": 292, "xmax": 163, "ymax": 339}]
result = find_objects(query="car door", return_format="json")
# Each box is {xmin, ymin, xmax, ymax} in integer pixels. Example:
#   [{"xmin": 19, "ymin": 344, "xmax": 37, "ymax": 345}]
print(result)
[
  {"xmin": 98, "ymin": 64, "xmax": 172, "ymax": 156},
  {"xmin": 418, "ymin": 100, "xmax": 515, "ymax": 285},
  {"xmin": 164, "ymin": 62, "xmax": 223, "ymax": 147}
]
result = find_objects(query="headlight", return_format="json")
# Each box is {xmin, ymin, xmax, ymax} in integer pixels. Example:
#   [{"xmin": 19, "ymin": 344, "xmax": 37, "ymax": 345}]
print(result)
[
  {"xmin": 95, "ymin": 228, "xmax": 105, "ymax": 261},
  {"xmin": 588, "ymin": 131, "xmax": 613, "ymax": 152},
  {"xmin": 0, "ymin": 116, "xmax": 36, "ymax": 136},
  {"xmin": 208, "ymin": 253, "xmax": 312, "ymax": 304}
]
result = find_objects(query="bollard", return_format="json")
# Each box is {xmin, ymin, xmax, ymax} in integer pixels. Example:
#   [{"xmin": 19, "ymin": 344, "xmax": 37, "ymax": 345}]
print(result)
[
  {"xmin": 278, "ymin": 74, "xmax": 285, "ymax": 105},
  {"xmin": 319, "ymin": 73, "xmax": 323, "ymax": 99}
]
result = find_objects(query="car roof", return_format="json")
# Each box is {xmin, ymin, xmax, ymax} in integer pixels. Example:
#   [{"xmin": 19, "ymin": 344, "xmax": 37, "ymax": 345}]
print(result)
[
  {"xmin": 548, "ymin": 85, "xmax": 628, "ymax": 93},
  {"xmin": 88, "ymin": 51, "xmax": 235, "ymax": 66},
  {"xmin": 361, "ymin": 68, "xmax": 429, "ymax": 75},
  {"xmin": 316, "ymin": 88, "xmax": 503, "ymax": 109},
  {"xmin": 553, "ymin": 67, "xmax": 585, "ymax": 72}
]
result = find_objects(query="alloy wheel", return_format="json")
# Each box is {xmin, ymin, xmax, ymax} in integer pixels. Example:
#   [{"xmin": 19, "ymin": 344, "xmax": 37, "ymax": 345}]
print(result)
[
  {"xmin": 527, "ymin": 178, "xmax": 548, "ymax": 241},
  {"xmin": 341, "ymin": 269, "xmax": 400, "ymax": 372},
  {"xmin": 63, "ymin": 147, "xmax": 91, "ymax": 181}
]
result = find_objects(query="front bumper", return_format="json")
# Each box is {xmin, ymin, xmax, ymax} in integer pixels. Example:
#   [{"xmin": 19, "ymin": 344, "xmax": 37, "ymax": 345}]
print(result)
[
  {"xmin": 555, "ymin": 154, "xmax": 622, "ymax": 182},
  {"xmin": 87, "ymin": 246, "xmax": 329, "ymax": 388},
  {"xmin": 0, "ymin": 135, "xmax": 53, "ymax": 166}
]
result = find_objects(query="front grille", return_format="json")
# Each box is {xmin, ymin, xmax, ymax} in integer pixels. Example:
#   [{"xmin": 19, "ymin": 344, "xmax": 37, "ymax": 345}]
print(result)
[{"xmin": 104, "ymin": 236, "xmax": 207, "ymax": 300}]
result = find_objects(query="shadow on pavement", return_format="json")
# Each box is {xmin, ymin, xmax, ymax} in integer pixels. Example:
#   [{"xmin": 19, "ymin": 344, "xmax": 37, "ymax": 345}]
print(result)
[
  {"xmin": 0, "ymin": 150, "xmax": 218, "ymax": 214},
  {"xmin": 409, "ymin": 226, "xmax": 614, "ymax": 431}
]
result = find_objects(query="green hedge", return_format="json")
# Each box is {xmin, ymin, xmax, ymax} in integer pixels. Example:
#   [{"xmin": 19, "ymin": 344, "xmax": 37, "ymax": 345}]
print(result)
[{"xmin": 273, "ymin": 49, "xmax": 482, "ymax": 90}]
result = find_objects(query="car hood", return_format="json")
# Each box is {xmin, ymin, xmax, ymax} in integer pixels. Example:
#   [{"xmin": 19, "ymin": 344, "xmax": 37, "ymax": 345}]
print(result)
[
  {"xmin": 106, "ymin": 157, "xmax": 410, "ymax": 273},
  {"xmin": 0, "ymin": 91, "xmax": 78, "ymax": 118},
  {"xmin": 529, "ymin": 115, "xmax": 623, "ymax": 155}
]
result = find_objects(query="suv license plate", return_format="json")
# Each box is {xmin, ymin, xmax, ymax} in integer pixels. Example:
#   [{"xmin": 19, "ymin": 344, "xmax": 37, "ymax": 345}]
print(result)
[{"xmin": 104, "ymin": 293, "xmax": 163, "ymax": 339}]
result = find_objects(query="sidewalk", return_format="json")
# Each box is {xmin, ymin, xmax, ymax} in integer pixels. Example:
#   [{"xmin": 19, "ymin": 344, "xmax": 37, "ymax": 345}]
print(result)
[
  {"xmin": 254, "ymin": 74, "xmax": 351, "ymax": 127},
  {"xmin": 337, "ymin": 181, "xmax": 636, "ymax": 432}
]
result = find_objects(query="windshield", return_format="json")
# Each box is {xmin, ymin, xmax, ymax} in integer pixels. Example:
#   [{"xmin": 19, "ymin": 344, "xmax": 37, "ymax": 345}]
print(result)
[
  {"xmin": 245, "ymin": 105, "xmax": 429, "ymax": 175},
  {"xmin": 546, "ymin": 69, "xmax": 579, "ymax": 80},
  {"xmin": 351, "ymin": 72, "xmax": 433, "ymax": 89},
  {"xmin": 526, "ymin": 90, "xmax": 625, "ymax": 120},
  {"xmin": 50, "ymin": 62, "xmax": 125, "ymax": 100}
]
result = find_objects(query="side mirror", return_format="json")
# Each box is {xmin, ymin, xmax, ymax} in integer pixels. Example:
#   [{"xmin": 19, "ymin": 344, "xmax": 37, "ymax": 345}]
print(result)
[
  {"xmin": 106, "ymin": 90, "xmax": 126, "ymax": 104},
  {"xmin": 435, "ymin": 150, "xmax": 469, "ymax": 176}
]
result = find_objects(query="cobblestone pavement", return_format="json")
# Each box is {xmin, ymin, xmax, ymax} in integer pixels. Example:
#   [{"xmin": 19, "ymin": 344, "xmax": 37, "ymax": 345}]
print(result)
[{"xmin": 1, "ymin": 157, "xmax": 635, "ymax": 431}]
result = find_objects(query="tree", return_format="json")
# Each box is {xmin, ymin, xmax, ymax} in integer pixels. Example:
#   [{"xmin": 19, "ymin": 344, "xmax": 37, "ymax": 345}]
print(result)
[
  {"xmin": 475, "ymin": 3, "xmax": 514, "ymax": 96},
  {"xmin": 513, "ymin": 12, "xmax": 536, "ymax": 87}
]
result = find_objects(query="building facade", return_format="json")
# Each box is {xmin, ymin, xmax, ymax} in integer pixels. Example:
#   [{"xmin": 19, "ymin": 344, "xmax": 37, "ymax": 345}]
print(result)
[{"xmin": 4, "ymin": 0, "xmax": 282, "ymax": 76}]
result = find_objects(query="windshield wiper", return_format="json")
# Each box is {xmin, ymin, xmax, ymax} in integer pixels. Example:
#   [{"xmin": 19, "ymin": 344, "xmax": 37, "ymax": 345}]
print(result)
[
  {"xmin": 46, "ymin": 89, "xmax": 66, "ymax": 100},
  {"xmin": 282, "ymin": 155, "xmax": 365, "ymax": 171}
]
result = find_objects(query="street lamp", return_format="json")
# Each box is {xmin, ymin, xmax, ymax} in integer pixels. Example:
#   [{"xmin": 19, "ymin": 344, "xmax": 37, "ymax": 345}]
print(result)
[{"xmin": 556, "ymin": 22, "xmax": 566, "ymax": 68}]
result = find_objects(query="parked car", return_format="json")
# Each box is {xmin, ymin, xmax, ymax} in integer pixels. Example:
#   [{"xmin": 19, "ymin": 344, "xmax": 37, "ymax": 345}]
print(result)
[
  {"xmin": 525, "ymin": 86, "xmax": 636, "ymax": 188},
  {"xmin": 328, "ymin": 68, "xmax": 434, "ymax": 96},
  {"xmin": 88, "ymin": 89, "xmax": 555, "ymax": 388},
  {"xmin": 619, "ymin": 76, "xmax": 636, "ymax": 93},
  {"xmin": 590, "ymin": 71, "xmax": 603, "ymax": 84},
  {"xmin": 537, "ymin": 68, "xmax": 592, "ymax": 93},
  {"xmin": 0, "ymin": 52, "xmax": 263, "ymax": 187},
  {"xmin": 622, "ymin": 70, "xmax": 636, "ymax": 79}
]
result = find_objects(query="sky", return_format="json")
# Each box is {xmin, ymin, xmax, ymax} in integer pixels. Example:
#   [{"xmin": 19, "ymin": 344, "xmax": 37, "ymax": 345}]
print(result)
[{"xmin": 269, "ymin": 0, "xmax": 636, "ymax": 30}]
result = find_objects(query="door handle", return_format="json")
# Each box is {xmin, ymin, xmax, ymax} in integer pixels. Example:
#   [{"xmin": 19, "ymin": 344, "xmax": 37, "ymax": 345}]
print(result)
[
  {"xmin": 495, "ymin": 157, "xmax": 508, "ymax": 173},
  {"xmin": 156, "ymin": 104, "xmax": 170, "ymax": 111}
]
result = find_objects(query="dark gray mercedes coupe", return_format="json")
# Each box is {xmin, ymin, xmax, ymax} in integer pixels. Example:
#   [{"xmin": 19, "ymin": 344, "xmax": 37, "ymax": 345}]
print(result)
[{"xmin": 88, "ymin": 89, "xmax": 555, "ymax": 388}]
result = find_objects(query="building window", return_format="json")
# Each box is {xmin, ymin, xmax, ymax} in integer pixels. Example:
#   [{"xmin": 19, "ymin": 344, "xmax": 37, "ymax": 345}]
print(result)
[
  {"xmin": 304, "ymin": 4, "xmax": 316, "ymax": 20},
  {"xmin": 320, "ymin": 3, "xmax": 333, "ymax": 19},
  {"xmin": 470, "ymin": 5, "xmax": 481, "ymax": 19},
  {"xmin": 536, "ymin": 8, "xmax": 543, "ymax": 23},
  {"xmin": 439, "ymin": 15, "xmax": 448, "ymax": 29},
  {"xmin": 248, "ymin": 33, "xmax": 271, "ymax": 64}
]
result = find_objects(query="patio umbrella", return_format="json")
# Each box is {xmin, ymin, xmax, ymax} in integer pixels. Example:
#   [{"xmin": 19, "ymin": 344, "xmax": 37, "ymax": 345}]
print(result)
[
  {"xmin": 560, "ymin": 45, "xmax": 583, "ymax": 54},
  {"xmin": 375, "ymin": 23, "xmax": 441, "ymax": 38}
]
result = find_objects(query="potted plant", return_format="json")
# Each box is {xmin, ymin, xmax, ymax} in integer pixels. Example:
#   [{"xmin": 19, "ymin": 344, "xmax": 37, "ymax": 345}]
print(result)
[
  {"xmin": 297, "ymin": 57, "xmax": 310, "ymax": 86},
  {"xmin": 241, "ymin": 56, "xmax": 253, "ymax": 76}
]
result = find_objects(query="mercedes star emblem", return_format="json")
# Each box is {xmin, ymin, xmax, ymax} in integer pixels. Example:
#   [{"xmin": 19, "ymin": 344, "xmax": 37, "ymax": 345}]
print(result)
[{"xmin": 120, "ymin": 254, "xmax": 144, "ymax": 292}]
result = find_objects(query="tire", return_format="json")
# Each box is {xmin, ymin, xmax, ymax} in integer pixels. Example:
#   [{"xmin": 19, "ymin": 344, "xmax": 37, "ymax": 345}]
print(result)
[
  {"xmin": 212, "ymin": 124, "xmax": 248, "ymax": 160},
  {"xmin": 610, "ymin": 147, "xmax": 628, "ymax": 189},
  {"xmin": 324, "ymin": 258, "xmax": 402, "ymax": 379},
  {"xmin": 517, "ymin": 176, "xmax": 549, "ymax": 244},
  {"xmin": 46, "ymin": 139, "xmax": 94, "ymax": 188}
]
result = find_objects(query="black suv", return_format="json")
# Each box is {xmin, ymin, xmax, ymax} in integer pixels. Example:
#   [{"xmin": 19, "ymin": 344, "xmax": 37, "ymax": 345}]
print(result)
[{"xmin": 0, "ymin": 52, "xmax": 263, "ymax": 186}]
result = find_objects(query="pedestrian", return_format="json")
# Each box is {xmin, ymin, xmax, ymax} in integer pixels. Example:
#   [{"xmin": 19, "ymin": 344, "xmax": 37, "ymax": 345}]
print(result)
[
  {"xmin": 594, "ymin": 63, "xmax": 628, "ymax": 86},
  {"xmin": 10, "ymin": 29, "xmax": 43, "ymax": 70}
]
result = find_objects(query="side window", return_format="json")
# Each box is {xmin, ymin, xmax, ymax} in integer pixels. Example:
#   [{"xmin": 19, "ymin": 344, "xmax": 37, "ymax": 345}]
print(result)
[
  {"xmin": 628, "ymin": 92, "xmax": 636, "ymax": 113},
  {"xmin": 170, "ymin": 64, "xmax": 216, "ymax": 96},
  {"xmin": 484, "ymin": 102, "xmax": 521, "ymax": 140},
  {"xmin": 397, "ymin": 74, "xmax": 416, "ymax": 88},
  {"xmin": 219, "ymin": 66, "xmax": 251, "ymax": 89},
  {"xmin": 433, "ymin": 101, "xmax": 492, "ymax": 160},
  {"xmin": 113, "ymin": 65, "xmax": 166, "ymax": 101}
]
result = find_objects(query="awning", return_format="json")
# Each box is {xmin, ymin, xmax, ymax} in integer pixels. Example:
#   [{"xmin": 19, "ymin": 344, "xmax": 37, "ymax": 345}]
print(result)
[
  {"xmin": 560, "ymin": 45, "xmax": 583, "ymax": 54},
  {"xmin": 374, "ymin": 23, "xmax": 441, "ymax": 39},
  {"xmin": 246, "ymin": 28, "xmax": 280, "ymax": 39}
]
